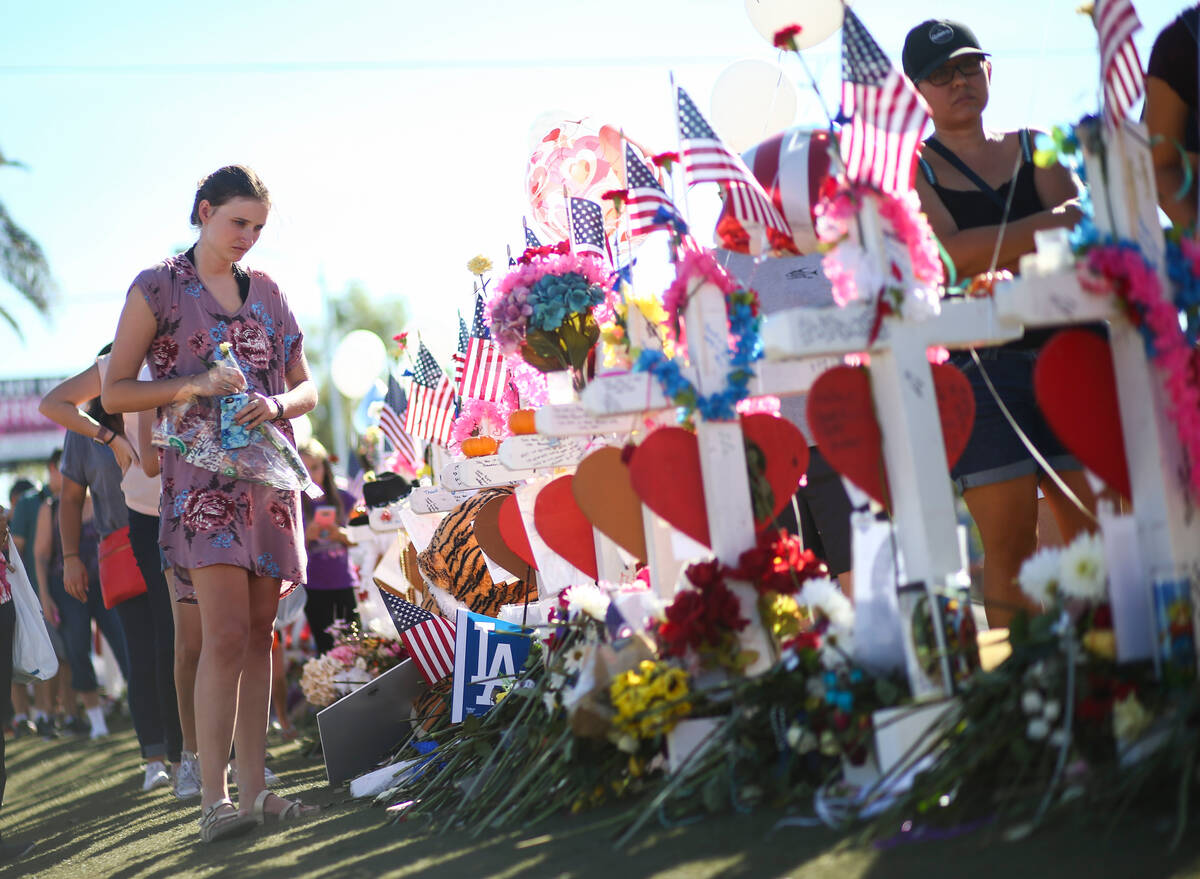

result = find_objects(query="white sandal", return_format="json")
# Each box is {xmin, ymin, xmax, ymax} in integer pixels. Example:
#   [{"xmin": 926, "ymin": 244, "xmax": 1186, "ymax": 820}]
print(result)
[
  {"xmin": 198, "ymin": 799, "xmax": 257, "ymax": 843},
  {"xmin": 250, "ymin": 789, "xmax": 320, "ymax": 825}
]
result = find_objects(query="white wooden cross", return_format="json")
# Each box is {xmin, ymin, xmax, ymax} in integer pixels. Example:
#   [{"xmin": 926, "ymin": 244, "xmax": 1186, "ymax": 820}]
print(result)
[{"xmin": 992, "ymin": 118, "xmax": 1200, "ymax": 575}]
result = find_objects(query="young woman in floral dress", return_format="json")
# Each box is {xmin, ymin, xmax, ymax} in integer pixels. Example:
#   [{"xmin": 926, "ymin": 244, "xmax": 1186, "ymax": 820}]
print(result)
[{"xmin": 102, "ymin": 166, "xmax": 320, "ymax": 842}]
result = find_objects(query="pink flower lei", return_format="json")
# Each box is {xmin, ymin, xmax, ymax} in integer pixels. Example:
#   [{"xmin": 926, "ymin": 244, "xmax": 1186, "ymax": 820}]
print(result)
[
  {"xmin": 660, "ymin": 249, "xmax": 743, "ymax": 352},
  {"xmin": 1079, "ymin": 243, "xmax": 1200, "ymax": 500},
  {"xmin": 814, "ymin": 184, "xmax": 944, "ymax": 309}
]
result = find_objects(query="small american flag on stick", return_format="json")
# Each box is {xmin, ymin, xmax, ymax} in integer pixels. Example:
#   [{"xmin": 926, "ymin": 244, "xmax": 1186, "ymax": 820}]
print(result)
[
  {"xmin": 624, "ymin": 141, "xmax": 684, "ymax": 238},
  {"xmin": 379, "ymin": 589, "xmax": 456, "ymax": 686},
  {"xmin": 457, "ymin": 295, "xmax": 508, "ymax": 403},
  {"xmin": 1094, "ymin": 0, "xmax": 1143, "ymax": 130},
  {"xmin": 378, "ymin": 374, "xmax": 422, "ymax": 472},
  {"xmin": 523, "ymin": 218, "xmax": 542, "ymax": 248},
  {"xmin": 568, "ymin": 197, "xmax": 608, "ymax": 261},
  {"xmin": 404, "ymin": 342, "xmax": 456, "ymax": 446},
  {"xmin": 838, "ymin": 9, "xmax": 929, "ymax": 195},
  {"xmin": 676, "ymin": 86, "xmax": 793, "ymax": 246}
]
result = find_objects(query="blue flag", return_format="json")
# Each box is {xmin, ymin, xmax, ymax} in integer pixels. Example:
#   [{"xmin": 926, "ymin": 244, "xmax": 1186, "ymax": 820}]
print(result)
[{"xmin": 450, "ymin": 609, "xmax": 534, "ymax": 723}]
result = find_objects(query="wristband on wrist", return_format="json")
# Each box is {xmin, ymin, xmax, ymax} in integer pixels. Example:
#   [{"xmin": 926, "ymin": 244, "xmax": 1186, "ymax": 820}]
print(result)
[
  {"xmin": 93, "ymin": 426, "xmax": 114, "ymax": 446},
  {"xmin": 269, "ymin": 396, "xmax": 283, "ymax": 420},
  {"xmin": 63, "ymin": 552, "xmax": 79, "ymax": 560}
]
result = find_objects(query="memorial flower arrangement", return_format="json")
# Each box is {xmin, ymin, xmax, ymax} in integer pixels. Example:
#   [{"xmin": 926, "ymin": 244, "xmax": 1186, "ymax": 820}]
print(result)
[
  {"xmin": 299, "ymin": 623, "xmax": 407, "ymax": 708},
  {"xmin": 487, "ymin": 245, "xmax": 614, "ymax": 388}
]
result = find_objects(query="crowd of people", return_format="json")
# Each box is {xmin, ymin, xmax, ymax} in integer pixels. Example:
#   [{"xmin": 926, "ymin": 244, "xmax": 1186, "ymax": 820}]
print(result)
[{"xmin": 0, "ymin": 4, "xmax": 1195, "ymax": 868}]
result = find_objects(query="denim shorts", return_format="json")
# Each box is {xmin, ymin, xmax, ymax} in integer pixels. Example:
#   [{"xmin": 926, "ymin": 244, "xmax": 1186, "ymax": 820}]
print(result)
[{"xmin": 948, "ymin": 347, "xmax": 1081, "ymax": 491}]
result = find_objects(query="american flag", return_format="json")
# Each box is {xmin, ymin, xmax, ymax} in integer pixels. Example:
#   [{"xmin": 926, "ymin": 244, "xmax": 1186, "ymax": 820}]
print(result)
[
  {"xmin": 1095, "ymin": 0, "xmax": 1143, "ymax": 129},
  {"xmin": 523, "ymin": 219, "xmax": 542, "ymax": 248},
  {"xmin": 624, "ymin": 141, "xmax": 684, "ymax": 238},
  {"xmin": 378, "ymin": 373, "xmax": 422, "ymax": 472},
  {"xmin": 838, "ymin": 9, "xmax": 929, "ymax": 195},
  {"xmin": 568, "ymin": 197, "xmax": 608, "ymax": 261},
  {"xmin": 457, "ymin": 295, "xmax": 508, "ymax": 402},
  {"xmin": 404, "ymin": 342, "xmax": 456, "ymax": 445},
  {"xmin": 457, "ymin": 311, "xmax": 469, "ymax": 354},
  {"xmin": 676, "ymin": 87, "xmax": 793, "ymax": 245},
  {"xmin": 379, "ymin": 589, "xmax": 457, "ymax": 686}
]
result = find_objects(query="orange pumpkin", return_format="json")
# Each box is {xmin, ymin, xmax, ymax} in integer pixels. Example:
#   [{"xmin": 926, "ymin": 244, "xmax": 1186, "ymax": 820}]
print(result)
[
  {"xmin": 509, "ymin": 409, "xmax": 537, "ymax": 435},
  {"xmin": 461, "ymin": 436, "xmax": 500, "ymax": 458}
]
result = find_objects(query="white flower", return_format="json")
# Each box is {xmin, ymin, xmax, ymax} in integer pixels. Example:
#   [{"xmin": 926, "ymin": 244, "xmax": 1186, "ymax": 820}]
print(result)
[
  {"xmin": 787, "ymin": 724, "xmax": 818, "ymax": 754},
  {"xmin": 1026, "ymin": 718, "xmax": 1050, "ymax": 740},
  {"xmin": 1019, "ymin": 547, "xmax": 1063, "ymax": 606},
  {"xmin": 1057, "ymin": 532, "xmax": 1107, "ymax": 603},
  {"xmin": 1048, "ymin": 728, "xmax": 1070, "ymax": 748},
  {"xmin": 1112, "ymin": 693, "xmax": 1152, "ymax": 743},
  {"xmin": 1042, "ymin": 699, "xmax": 1061, "ymax": 723},
  {"xmin": 299, "ymin": 655, "xmax": 341, "ymax": 707},
  {"xmin": 799, "ymin": 578, "xmax": 855, "ymax": 667},
  {"xmin": 1021, "ymin": 690, "xmax": 1044, "ymax": 715},
  {"xmin": 563, "ymin": 583, "xmax": 610, "ymax": 622}
]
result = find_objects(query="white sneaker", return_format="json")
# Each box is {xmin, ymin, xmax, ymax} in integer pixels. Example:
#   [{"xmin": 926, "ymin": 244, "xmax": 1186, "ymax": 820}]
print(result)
[
  {"xmin": 226, "ymin": 762, "xmax": 278, "ymax": 788},
  {"xmin": 143, "ymin": 761, "xmax": 171, "ymax": 792},
  {"xmin": 175, "ymin": 753, "xmax": 201, "ymax": 800}
]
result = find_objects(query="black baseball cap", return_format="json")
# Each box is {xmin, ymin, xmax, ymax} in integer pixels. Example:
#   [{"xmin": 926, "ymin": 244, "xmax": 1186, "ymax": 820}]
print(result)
[{"xmin": 902, "ymin": 20, "xmax": 989, "ymax": 83}]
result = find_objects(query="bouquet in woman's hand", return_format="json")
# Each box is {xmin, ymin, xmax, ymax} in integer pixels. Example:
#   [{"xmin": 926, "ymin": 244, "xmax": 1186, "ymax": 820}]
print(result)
[{"xmin": 487, "ymin": 245, "xmax": 613, "ymax": 388}]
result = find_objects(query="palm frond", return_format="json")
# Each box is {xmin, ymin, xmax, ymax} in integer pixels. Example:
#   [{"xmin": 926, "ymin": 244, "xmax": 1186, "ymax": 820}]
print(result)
[{"xmin": 0, "ymin": 198, "xmax": 54, "ymax": 321}]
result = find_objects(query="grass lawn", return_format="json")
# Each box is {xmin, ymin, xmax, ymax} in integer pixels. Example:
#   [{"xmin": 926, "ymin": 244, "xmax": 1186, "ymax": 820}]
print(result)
[{"xmin": 4, "ymin": 715, "xmax": 1200, "ymax": 879}]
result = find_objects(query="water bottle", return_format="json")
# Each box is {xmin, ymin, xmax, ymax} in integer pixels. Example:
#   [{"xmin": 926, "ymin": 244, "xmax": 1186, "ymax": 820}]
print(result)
[{"xmin": 216, "ymin": 342, "xmax": 252, "ymax": 450}]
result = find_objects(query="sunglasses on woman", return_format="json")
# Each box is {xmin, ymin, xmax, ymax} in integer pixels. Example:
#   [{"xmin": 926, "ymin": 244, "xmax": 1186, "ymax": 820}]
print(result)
[{"xmin": 923, "ymin": 56, "xmax": 986, "ymax": 87}]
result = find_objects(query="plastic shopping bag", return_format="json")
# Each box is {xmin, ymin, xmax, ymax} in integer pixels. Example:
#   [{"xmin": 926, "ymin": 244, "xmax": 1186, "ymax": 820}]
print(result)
[
  {"xmin": 153, "ymin": 397, "xmax": 320, "ymax": 499},
  {"xmin": 7, "ymin": 536, "xmax": 59, "ymax": 683}
]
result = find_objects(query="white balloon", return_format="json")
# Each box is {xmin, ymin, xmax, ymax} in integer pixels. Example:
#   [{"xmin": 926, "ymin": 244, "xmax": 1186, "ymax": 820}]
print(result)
[
  {"xmin": 331, "ymin": 329, "xmax": 387, "ymax": 399},
  {"xmin": 290, "ymin": 413, "xmax": 314, "ymax": 448},
  {"xmin": 743, "ymin": 0, "xmax": 847, "ymax": 51},
  {"xmin": 710, "ymin": 59, "xmax": 798, "ymax": 155}
]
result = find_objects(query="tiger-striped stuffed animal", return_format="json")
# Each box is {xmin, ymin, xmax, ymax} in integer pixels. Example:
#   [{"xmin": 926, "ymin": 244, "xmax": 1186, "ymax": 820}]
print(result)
[{"xmin": 416, "ymin": 486, "xmax": 537, "ymax": 618}]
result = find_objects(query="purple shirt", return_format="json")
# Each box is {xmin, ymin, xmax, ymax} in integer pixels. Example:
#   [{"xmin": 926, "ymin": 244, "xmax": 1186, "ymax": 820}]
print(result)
[{"xmin": 302, "ymin": 489, "xmax": 359, "ymax": 591}]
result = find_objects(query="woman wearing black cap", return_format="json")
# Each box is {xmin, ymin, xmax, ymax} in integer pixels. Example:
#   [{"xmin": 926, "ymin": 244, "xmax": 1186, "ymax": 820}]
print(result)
[{"xmin": 902, "ymin": 19, "xmax": 1096, "ymax": 627}]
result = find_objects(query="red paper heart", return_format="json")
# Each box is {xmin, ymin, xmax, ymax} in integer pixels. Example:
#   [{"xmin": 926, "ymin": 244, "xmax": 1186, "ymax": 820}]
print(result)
[
  {"xmin": 807, "ymin": 363, "xmax": 976, "ymax": 508},
  {"xmin": 740, "ymin": 413, "xmax": 810, "ymax": 528},
  {"xmin": 932, "ymin": 362, "xmax": 975, "ymax": 471},
  {"xmin": 1034, "ymin": 329, "xmax": 1130, "ymax": 500},
  {"xmin": 498, "ymin": 494, "xmax": 539, "ymax": 572},
  {"xmin": 534, "ymin": 475, "xmax": 598, "ymax": 580},
  {"xmin": 629, "ymin": 427, "xmax": 710, "ymax": 548}
]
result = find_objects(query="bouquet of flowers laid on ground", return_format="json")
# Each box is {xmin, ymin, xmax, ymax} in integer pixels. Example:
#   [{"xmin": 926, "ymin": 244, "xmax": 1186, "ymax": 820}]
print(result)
[
  {"xmin": 487, "ymin": 242, "xmax": 613, "ymax": 389},
  {"xmin": 299, "ymin": 622, "xmax": 407, "ymax": 708}
]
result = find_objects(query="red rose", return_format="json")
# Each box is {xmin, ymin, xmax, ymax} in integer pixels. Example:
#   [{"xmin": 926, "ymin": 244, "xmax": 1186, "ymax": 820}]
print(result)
[
  {"xmin": 183, "ymin": 489, "xmax": 236, "ymax": 532},
  {"xmin": 229, "ymin": 321, "xmax": 272, "ymax": 370},
  {"xmin": 188, "ymin": 330, "xmax": 212, "ymax": 359},
  {"xmin": 268, "ymin": 499, "xmax": 292, "ymax": 530},
  {"xmin": 150, "ymin": 336, "xmax": 179, "ymax": 373}
]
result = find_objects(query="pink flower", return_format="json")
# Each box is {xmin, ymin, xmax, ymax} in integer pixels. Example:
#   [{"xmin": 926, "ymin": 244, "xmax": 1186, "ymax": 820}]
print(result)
[
  {"xmin": 187, "ymin": 330, "xmax": 212, "ymax": 359},
  {"xmin": 328, "ymin": 645, "xmax": 357, "ymax": 665},
  {"xmin": 183, "ymin": 489, "xmax": 236, "ymax": 532},
  {"xmin": 150, "ymin": 336, "xmax": 179, "ymax": 373},
  {"xmin": 229, "ymin": 321, "xmax": 272, "ymax": 371},
  {"xmin": 268, "ymin": 500, "xmax": 293, "ymax": 530}
]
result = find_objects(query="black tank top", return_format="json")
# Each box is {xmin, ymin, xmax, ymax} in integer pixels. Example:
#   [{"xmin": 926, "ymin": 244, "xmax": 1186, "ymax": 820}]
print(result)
[{"xmin": 919, "ymin": 130, "xmax": 1052, "ymax": 349}]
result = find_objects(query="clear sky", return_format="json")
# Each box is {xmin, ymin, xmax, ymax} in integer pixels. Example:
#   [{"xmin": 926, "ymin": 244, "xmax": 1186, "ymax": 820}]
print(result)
[{"xmin": 0, "ymin": 0, "xmax": 1182, "ymax": 380}]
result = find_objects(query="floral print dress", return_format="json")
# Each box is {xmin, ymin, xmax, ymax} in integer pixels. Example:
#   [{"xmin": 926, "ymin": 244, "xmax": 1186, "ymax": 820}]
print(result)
[{"xmin": 132, "ymin": 252, "xmax": 307, "ymax": 600}]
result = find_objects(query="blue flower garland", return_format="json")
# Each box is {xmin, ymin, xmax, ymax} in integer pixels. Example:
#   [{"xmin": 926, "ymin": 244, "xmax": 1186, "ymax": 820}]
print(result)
[{"xmin": 633, "ymin": 286, "xmax": 763, "ymax": 422}]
